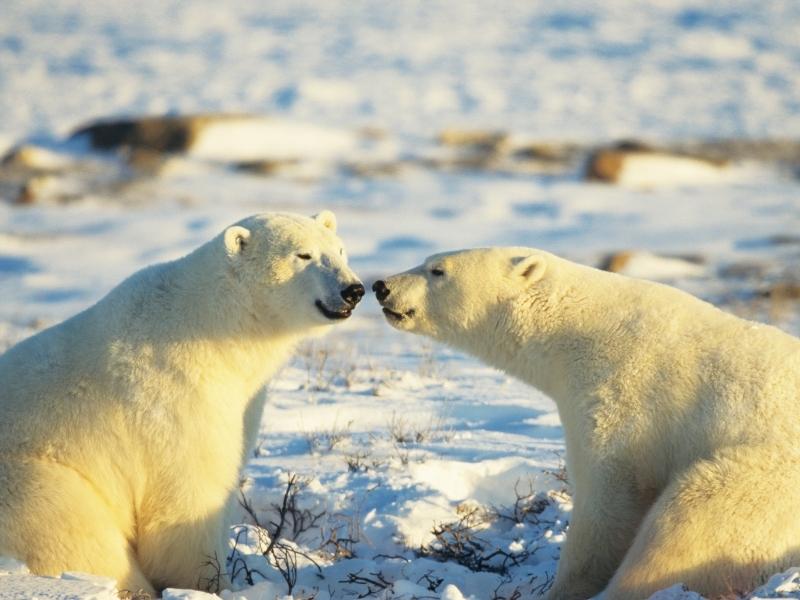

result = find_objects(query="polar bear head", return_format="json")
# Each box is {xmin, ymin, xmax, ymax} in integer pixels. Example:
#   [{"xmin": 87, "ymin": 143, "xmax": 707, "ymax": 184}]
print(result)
[
  {"xmin": 373, "ymin": 247, "xmax": 550, "ymax": 346},
  {"xmin": 222, "ymin": 210, "xmax": 364, "ymax": 331}
]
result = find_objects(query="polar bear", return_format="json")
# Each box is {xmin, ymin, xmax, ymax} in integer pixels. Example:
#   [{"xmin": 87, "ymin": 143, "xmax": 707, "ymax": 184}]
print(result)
[
  {"xmin": 373, "ymin": 247, "xmax": 800, "ymax": 600},
  {"xmin": 0, "ymin": 210, "xmax": 364, "ymax": 595}
]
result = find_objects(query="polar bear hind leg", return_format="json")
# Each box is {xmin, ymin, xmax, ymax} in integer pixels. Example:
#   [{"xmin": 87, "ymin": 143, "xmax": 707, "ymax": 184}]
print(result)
[
  {"xmin": 0, "ymin": 459, "xmax": 156, "ymax": 595},
  {"xmin": 605, "ymin": 446, "xmax": 800, "ymax": 599}
]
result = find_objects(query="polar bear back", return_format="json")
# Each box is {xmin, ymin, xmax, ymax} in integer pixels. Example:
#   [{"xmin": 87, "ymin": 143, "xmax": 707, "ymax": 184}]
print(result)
[{"xmin": 505, "ymin": 257, "xmax": 800, "ymax": 488}]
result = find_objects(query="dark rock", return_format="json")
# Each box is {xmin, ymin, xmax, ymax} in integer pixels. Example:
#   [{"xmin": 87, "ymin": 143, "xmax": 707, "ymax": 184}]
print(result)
[
  {"xmin": 71, "ymin": 114, "xmax": 252, "ymax": 153},
  {"xmin": 234, "ymin": 158, "xmax": 301, "ymax": 175},
  {"xmin": 344, "ymin": 161, "xmax": 406, "ymax": 178},
  {"xmin": 585, "ymin": 146, "xmax": 728, "ymax": 183},
  {"xmin": 759, "ymin": 282, "xmax": 800, "ymax": 300},
  {"xmin": 719, "ymin": 261, "xmax": 770, "ymax": 280},
  {"xmin": 437, "ymin": 129, "xmax": 509, "ymax": 152}
]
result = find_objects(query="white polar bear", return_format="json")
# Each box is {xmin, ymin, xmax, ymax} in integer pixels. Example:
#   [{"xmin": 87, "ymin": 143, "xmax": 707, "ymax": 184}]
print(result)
[
  {"xmin": 374, "ymin": 247, "xmax": 800, "ymax": 600},
  {"xmin": 0, "ymin": 210, "xmax": 364, "ymax": 595}
]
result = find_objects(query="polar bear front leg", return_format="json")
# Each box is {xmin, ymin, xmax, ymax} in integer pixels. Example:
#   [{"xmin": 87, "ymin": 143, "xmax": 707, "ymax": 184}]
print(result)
[
  {"xmin": 546, "ymin": 474, "xmax": 645, "ymax": 600},
  {"xmin": 603, "ymin": 448, "xmax": 800, "ymax": 600},
  {"xmin": 0, "ymin": 459, "xmax": 156, "ymax": 596},
  {"xmin": 137, "ymin": 501, "xmax": 231, "ymax": 592}
]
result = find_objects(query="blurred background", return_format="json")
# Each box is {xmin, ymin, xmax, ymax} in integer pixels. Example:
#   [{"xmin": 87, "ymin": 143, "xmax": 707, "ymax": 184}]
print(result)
[
  {"xmin": 3, "ymin": 2, "xmax": 800, "ymax": 598},
  {"xmin": 3, "ymin": 1, "xmax": 800, "ymax": 140},
  {"xmin": 0, "ymin": 0, "xmax": 800, "ymax": 343},
  {"xmin": 3, "ymin": 0, "xmax": 800, "ymax": 341}
]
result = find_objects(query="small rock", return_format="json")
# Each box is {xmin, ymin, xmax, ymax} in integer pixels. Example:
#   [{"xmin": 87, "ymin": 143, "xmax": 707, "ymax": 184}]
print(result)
[
  {"xmin": 719, "ymin": 261, "xmax": 770, "ymax": 280},
  {"xmin": 16, "ymin": 174, "xmax": 57, "ymax": 204},
  {"xmin": 71, "ymin": 115, "xmax": 214, "ymax": 153},
  {"xmin": 234, "ymin": 158, "xmax": 302, "ymax": 176},
  {"xmin": 13, "ymin": 172, "xmax": 94, "ymax": 204},
  {"xmin": 430, "ymin": 132, "xmax": 579, "ymax": 174},
  {"xmin": 759, "ymin": 281, "xmax": 800, "ymax": 300},
  {"xmin": 419, "ymin": 153, "xmax": 498, "ymax": 172},
  {"xmin": 512, "ymin": 142, "xmax": 580, "ymax": 163},
  {"xmin": 357, "ymin": 126, "xmax": 388, "ymax": 140},
  {"xmin": 599, "ymin": 250, "xmax": 706, "ymax": 279},
  {"xmin": 72, "ymin": 114, "xmax": 359, "ymax": 163},
  {"xmin": 586, "ymin": 149, "xmax": 627, "ymax": 182},
  {"xmin": 233, "ymin": 158, "xmax": 332, "ymax": 183},
  {"xmin": 614, "ymin": 139, "xmax": 655, "ymax": 152},
  {"xmin": 124, "ymin": 148, "xmax": 171, "ymax": 175},
  {"xmin": 344, "ymin": 161, "xmax": 406, "ymax": 178},
  {"xmin": 600, "ymin": 250, "xmax": 636, "ymax": 273},
  {"xmin": 672, "ymin": 139, "xmax": 800, "ymax": 165},
  {"xmin": 766, "ymin": 234, "xmax": 800, "ymax": 246},
  {"xmin": 737, "ymin": 234, "xmax": 800, "ymax": 250},
  {"xmin": 585, "ymin": 146, "xmax": 729, "ymax": 186},
  {"xmin": 438, "ymin": 128, "xmax": 508, "ymax": 150},
  {"xmin": 1, "ymin": 144, "xmax": 74, "ymax": 172},
  {"xmin": 427, "ymin": 129, "xmax": 511, "ymax": 173}
]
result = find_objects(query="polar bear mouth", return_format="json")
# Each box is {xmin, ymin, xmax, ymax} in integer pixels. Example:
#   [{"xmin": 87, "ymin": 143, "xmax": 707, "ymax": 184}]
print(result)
[
  {"xmin": 315, "ymin": 299, "xmax": 352, "ymax": 320},
  {"xmin": 382, "ymin": 307, "xmax": 415, "ymax": 321}
]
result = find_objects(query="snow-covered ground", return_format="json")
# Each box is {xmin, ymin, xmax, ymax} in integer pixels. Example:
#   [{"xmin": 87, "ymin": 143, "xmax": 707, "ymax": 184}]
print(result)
[
  {"xmin": 3, "ymin": 0, "xmax": 800, "ymax": 142},
  {"xmin": 2, "ymin": 1, "xmax": 800, "ymax": 599}
]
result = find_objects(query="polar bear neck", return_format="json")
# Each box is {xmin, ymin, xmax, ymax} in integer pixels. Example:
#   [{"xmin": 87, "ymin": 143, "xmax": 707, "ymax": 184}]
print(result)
[
  {"xmin": 452, "ymin": 261, "xmax": 730, "ymax": 423},
  {"xmin": 94, "ymin": 243, "xmax": 303, "ymax": 413},
  {"xmin": 447, "ymin": 263, "xmax": 652, "ymax": 405},
  {"xmin": 445, "ymin": 300, "xmax": 576, "ymax": 401}
]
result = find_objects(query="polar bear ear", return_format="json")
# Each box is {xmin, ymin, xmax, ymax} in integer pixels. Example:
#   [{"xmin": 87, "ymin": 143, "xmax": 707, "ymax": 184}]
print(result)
[
  {"xmin": 512, "ymin": 254, "xmax": 546, "ymax": 283},
  {"xmin": 313, "ymin": 210, "xmax": 337, "ymax": 233},
  {"xmin": 224, "ymin": 225, "xmax": 251, "ymax": 256}
]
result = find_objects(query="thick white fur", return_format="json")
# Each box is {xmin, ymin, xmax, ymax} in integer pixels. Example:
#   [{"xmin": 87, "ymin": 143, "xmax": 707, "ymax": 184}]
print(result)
[
  {"xmin": 0, "ymin": 211, "xmax": 361, "ymax": 594},
  {"xmin": 377, "ymin": 247, "xmax": 800, "ymax": 600}
]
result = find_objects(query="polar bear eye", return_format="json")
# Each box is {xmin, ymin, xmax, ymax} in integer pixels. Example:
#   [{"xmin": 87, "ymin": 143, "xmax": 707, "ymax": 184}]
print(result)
[
  {"xmin": 297, "ymin": 253, "xmax": 312, "ymax": 260},
  {"xmin": 430, "ymin": 268, "xmax": 445, "ymax": 277}
]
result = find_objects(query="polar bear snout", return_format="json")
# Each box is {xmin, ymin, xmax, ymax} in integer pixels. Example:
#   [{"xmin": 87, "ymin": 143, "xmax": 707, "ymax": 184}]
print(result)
[
  {"xmin": 372, "ymin": 279, "xmax": 418, "ymax": 326},
  {"xmin": 341, "ymin": 282, "xmax": 366, "ymax": 306},
  {"xmin": 372, "ymin": 280, "xmax": 390, "ymax": 302},
  {"xmin": 314, "ymin": 280, "xmax": 364, "ymax": 320}
]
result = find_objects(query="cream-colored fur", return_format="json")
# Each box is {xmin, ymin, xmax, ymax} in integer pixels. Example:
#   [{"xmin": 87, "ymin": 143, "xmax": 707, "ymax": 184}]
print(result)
[
  {"xmin": 375, "ymin": 247, "xmax": 800, "ymax": 600},
  {"xmin": 0, "ymin": 210, "xmax": 362, "ymax": 594}
]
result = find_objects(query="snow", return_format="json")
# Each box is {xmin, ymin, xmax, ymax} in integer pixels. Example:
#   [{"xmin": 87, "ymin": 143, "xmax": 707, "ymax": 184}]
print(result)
[
  {"xmin": 164, "ymin": 590, "xmax": 220, "ymax": 600},
  {"xmin": 3, "ymin": 1, "xmax": 800, "ymax": 142},
  {"xmin": 645, "ymin": 585, "xmax": 706, "ymax": 600},
  {"xmin": 1, "ymin": 1, "xmax": 800, "ymax": 599},
  {"xmin": 182, "ymin": 118, "xmax": 362, "ymax": 163},
  {"xmin": 752, "ymin": 569, "xmax": 800, "ymax": 598},
  {"xmin": 0, "ymin": 565, "xmax": 117, "ymax": 600}
]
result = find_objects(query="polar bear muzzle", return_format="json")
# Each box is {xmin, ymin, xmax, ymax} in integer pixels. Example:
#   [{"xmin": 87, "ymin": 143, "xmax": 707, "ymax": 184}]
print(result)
[
  {"xmin": 315, "ymin": 282, "xmax": 365, "ymax": 320},
  {"xmin": 372, "ymin": 280, "xmax": 417, "ymax": 323}
]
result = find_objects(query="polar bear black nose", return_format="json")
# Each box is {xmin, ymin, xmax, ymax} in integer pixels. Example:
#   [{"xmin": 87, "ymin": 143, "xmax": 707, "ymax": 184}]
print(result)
[
  {"xmin": 342, "ymin": 283, "xmax": 366, "ymax": 306},
  {"xmin": 372, "ymin": 280, "xmax": 390, "ymax": 302}
]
